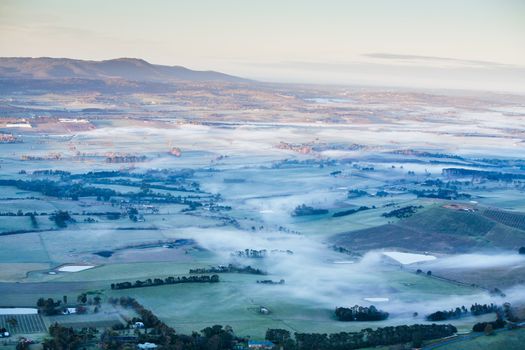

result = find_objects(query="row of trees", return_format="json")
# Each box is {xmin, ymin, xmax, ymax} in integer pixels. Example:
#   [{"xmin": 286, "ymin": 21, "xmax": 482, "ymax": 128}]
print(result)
[
  {"xmin": 335, "ymin": 305, "xmax": 389, "ymax": 322},
  {"xmin": 257, "ymin": 279, "xmax": 285, "ymax": 285},
  {"xmin": 32, "ymin": 170, "xmax": 71, "ymax": 176},
  {"xmin": 265, "ymin": 323, "xmax": 457, "ymax": 350},
  {"xmin": 0, "ymin": 179, "xmax": 117, "ymax": 201},
  {"xmin": 36, "ymin": 295, "xmax": 101, "ymax": 316},
  {"xmin": 426, "ymin": 303, "xmax": 499, "ymax": 321},
  {"xmin": 412, "ymin": 188, "xmax": 471, "ymax": 200},
  {"xmin": 0, "ymin": 210, "xmax": 42, "ymax": 216},
  {"xmin": 332, "ymin": 206, "xmax": 372, "ymax": 218},
  {"xmin": 110, "ymin": 274, "xmax": 219, "ymax": 290},
  {"xmin": 231, "ymin": 249, "xmax": 267, "ymax": 259},
  {"xmin": 292, "ymin": 204, "xmax": 329, "ymax": 216},
  {"xmin": 442, "ymin": 168, "xmax": 525, "ymax": 182},
  {"xmin": 189, "ymin": 264, "xmax": 266, "ymax": 275}
]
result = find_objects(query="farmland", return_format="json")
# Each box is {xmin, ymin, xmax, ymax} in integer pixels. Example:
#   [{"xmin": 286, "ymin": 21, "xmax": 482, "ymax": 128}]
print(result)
[
  {"xmin": 0, "ymin": 84, "xmax": 524, "ymax": 349},
  {"xmin": 332, "ymin": 206, "xmax": 525, "ymax": 253},
  {"xmin": 0, "ymin": 313, "xmax": 46, "ymax": 334}
]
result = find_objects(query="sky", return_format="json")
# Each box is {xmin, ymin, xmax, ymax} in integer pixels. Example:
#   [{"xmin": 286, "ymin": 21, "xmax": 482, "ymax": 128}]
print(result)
[{"xmin": 0, "ymin": 0, "xmax": 524, "ymax": 92}]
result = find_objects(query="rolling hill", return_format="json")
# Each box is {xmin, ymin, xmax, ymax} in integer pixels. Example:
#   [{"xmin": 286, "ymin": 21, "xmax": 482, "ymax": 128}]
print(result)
[
  {"xmin": 0, "ymin": 57, "xmax": 248, "ymax": 83},
  {"xmin": 331, "ymin": 206, "xmax": 525, "ymax": 253}
]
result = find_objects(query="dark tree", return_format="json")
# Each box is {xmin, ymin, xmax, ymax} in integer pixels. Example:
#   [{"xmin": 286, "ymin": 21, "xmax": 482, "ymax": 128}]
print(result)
[
  {"xmin": 412, "ymin": 331, "xmax": 423, "ymax": 348},
  {"xmin": 335, "ymin": 305, "xmax": 389, "ymax": 321},
  {"xmin": 266, "ymin": 328, "xmax": 291, "ymax": 344}
]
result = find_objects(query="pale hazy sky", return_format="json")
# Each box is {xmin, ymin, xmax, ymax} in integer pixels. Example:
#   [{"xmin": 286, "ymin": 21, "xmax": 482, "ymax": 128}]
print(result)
[{"xmin": 1, "ymin": 0, "xmax": 524, "ymax": 92}]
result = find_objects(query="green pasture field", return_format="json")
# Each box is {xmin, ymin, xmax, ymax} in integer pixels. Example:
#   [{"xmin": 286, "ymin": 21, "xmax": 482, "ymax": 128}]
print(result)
[
  {"xmin": 0, "ymin": 263, "xmax": 50, "ymax": 282},
  {"xmin": 470, "ymin": 188, "xmax": 525, "ymax": 212},
  {"xmin": 0, "ymin": 232, "xmax": 50, "ymax": 263},
  {"xmin": 106, "ymin": 269, "xmax": 482, "ymax": 338}
]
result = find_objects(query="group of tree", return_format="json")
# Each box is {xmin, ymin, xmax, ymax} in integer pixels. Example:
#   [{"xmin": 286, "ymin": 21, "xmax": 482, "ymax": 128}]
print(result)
[
  {"xmin": 412, "ymin": 188, "xmax": 471, "ymax": 200},
  {"xmin": 332, "ymin": 206, "xmax": 373, "ymax": 218},
  {"xmin": 390, "ymin": 150, "xmax": 464, "ymax": 161},
  {"xmin": 189, "ymin": 264, "xmax": 266, "ymax": 275},
  {"xmin": 265, "ymin": 323, "xmax": 457, "ymax": 350},
  {"xmin": 0, "ymin": 173, "xmax": 206, "ymax": 208},
  {"xmin": 32, "ymin": 170, "xmax": 71, "ymax": 176},
  {"xmin": 382, "ymin": 205, "xmax": 423, "ymax": 218},
  {"xmin": 292, "ymin": 204, "xmax": 329, "ymax": 217},
  {"xmin": 49, "ymin": 210, "xmax": 75, "ymax": 228},
  {"xmin": 110, "ymin": 274, "xmax": 219, "ymax": 290},
  {"xmin": 257, "ymin": 279, "xmax": 285, "ymax": 285},
  {"xmin": 127, "ymin": 207, "xmax": 139, "ymax": 221},
  {"xmin": 42, "ymin": 323, "xmax": 98, "ymax": 350},
  {"xmin": 0, "ymin": 179, "xmax": 116, "ymax": 201},
  {"xmin": 416, "ymin": 269, "xmax": 433, "ymax": 276},
  {"xmin": 231, "ymin": 249, "xmax": 268, "ymax": 259},
  {"xmin": 335, "ymin": 305, "xmax": 389, "ymax": 322},
  {"xmin": 426, "ymin": 303, "xmax": 499, "ymax": 321},
  {"xmin": 472, "ymin": 317, "xmax": 506, "ymax": 332},
  {"xmin": 36, "ymin": 298, "xmax": 63, "ymax": 316},
  {"xmin": 442, "ymin": 168, "xmax": 525, "ymax": 182},
  {"xmin": 347, "ymin": 189, "xmax": 369, "ymax": 198},
  {"xmin": 105, "ymin": 155, "xmax": 147, "ymax": 163},
  {"xmin": 36, "ymin": 294, "xmax": 100, "ymax": 316}
]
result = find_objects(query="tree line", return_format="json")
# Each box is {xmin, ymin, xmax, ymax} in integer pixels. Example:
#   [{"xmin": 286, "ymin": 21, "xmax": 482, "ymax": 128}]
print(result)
[
  {"xmin": 426, "ymin": 303, "xmax": 499, "ymax": 321},
  {"xmin": 36, "ymin": 294, "xmax": 101, "ymax": 316},
  {"xmin": 442, "ymin": 168, "xmax": 525, "ymax": 182},
  {"xmin": 292, "ymin": 204, "xmax": 329, "ymax": 216},
  {"xmin": 189, "ymin": 264, "xmax": 266, "ymax": 275},
  {"xmin": 110, "ymin": 274, "xmax": 219, "ymax": 290},
  {"xmin": 332, "ymin": 206, "xmax": 373, "ymax": 218},
  {"xmin": 266, "ymin": 323, "xmax": 457, "ymax": 350}
]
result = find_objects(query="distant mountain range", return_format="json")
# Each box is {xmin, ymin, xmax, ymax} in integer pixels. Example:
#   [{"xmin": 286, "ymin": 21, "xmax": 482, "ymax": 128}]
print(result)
[{"xmin": 0, "ymin": 57, "xmax": 248, "ymax": 83}]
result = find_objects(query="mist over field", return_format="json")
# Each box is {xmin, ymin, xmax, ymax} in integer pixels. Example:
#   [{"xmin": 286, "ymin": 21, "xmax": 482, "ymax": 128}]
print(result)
[{"xmin": 1, "ymin": 1, "xmax": 524, "ymax": 349}]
